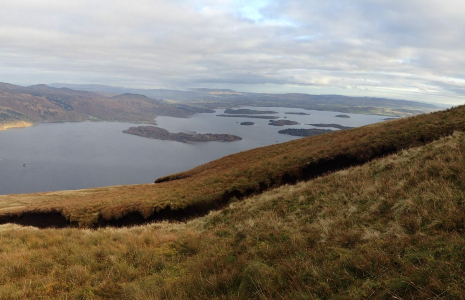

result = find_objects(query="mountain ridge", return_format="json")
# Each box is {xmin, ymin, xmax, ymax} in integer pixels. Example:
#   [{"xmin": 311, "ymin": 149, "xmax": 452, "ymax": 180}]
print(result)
[
  {"xmin": 51, "ymin": 82, "xmax": 441, "ymax": 117},
  {"xmin": 0, "ymin": 83, "xmax": 201, "ymax": 129}
]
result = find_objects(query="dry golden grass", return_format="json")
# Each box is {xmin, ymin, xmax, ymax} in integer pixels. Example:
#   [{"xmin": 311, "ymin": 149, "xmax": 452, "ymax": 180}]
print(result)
[
  {"xmin": 0, "ymin": 120, "xmax": 34, "ymax": 131},
  {"xmin": 0, "ymin": 131, "xmax": 464, "ymax": 299},
  {"xmin": 1, "ymin": 106, "xmax": 465, "ymax": 227}
]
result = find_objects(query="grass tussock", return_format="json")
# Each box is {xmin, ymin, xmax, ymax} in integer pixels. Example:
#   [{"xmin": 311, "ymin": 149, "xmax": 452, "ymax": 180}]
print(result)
[{"xmin": 0, "ymin": 132, "xmax": 464, "ymax": 299}]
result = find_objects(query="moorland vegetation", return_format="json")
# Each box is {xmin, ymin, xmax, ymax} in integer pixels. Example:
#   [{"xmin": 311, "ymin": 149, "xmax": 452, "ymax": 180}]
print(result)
[{"xmin": 0, "ymin": 128, "xmax": 464, "ymax": 299}]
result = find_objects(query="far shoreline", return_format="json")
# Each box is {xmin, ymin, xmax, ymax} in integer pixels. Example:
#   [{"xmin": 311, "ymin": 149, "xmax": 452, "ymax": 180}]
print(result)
[{"xmin": 0, "ymin": 121, "xmax": 35, "ymax": 131}]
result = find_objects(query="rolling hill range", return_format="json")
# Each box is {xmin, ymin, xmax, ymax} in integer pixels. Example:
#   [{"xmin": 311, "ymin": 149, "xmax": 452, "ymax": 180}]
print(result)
[
  {"xmin": 0, "ymin": 82, "xmax": 442, "ymax": 133},
  {"xmin": 0, "ymin": 83, "xmax": 204, "ymax": 130},
  {"xmin": 0, "ymin": 108, "xmax": 464, "ymax": 298},
  {"xmin": 51, "ymin": 83, "xmax": 442, "ymax": 117}
]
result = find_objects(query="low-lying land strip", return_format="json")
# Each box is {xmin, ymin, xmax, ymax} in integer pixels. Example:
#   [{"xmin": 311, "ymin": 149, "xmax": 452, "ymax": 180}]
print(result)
[
  {"xmin": 285, "ymin": 112, "xmax": 310, "ymax": 115},
  {"xmin": 224, "ymin": 108, "xmax": 277, "ymax": 114},
  {"xmin": 278, "ymin": 128, "xmax": 334, "ymax": 136},
  {"xmin": 268, "ymin": 120, "xmax": 300, "ymax": 126},
  {"xmin": 309, "ymin": 123, "xmax": 354, "ymax": 130},
  {"xmin": 123, "ymin": 126, "xmax": 242, "ymax": 143},
  {"xmin": 216, "ymin": 114, "xmax": 279, "ymax": 119}
]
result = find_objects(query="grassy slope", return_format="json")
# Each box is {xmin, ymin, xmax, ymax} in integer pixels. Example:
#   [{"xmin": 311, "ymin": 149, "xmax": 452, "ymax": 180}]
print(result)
[
  {"xmin": 1, "ymin": 106, "xmax": 465, "ymax": 227},
  {"xmin": 0, "ymin": 131, "xmax": 464, "ymax": 299}
]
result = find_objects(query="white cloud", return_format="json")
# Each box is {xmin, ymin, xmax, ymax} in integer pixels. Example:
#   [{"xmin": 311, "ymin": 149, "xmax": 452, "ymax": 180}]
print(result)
[{"xmin": 0, "ymin": 0, "xmax": 464, "ymax": 104}]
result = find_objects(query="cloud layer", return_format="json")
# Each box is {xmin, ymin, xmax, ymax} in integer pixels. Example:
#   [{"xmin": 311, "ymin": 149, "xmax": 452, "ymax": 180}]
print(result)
[{"xmin": 1, "ymin": 0, "xmax": 464, "ymax": 104}]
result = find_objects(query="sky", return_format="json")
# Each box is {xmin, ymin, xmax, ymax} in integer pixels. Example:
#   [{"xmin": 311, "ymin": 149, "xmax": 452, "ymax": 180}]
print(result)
[{"xmin": 1, "ymin": 0, "xmax": 465, "ymax": 105}]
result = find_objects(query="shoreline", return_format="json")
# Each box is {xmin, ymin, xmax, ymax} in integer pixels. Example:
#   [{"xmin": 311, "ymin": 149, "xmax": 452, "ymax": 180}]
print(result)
[
  {"xmin": 0, "ymin": 118, "xmax": 159, "ymax": 132},
  {"xmin": 0, "ymin": 121, "xmax": 35, "ymax": 131}
]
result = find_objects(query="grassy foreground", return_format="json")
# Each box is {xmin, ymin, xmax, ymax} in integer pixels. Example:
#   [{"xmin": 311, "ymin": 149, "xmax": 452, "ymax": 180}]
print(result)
[
  {"xmin": 0, "ymin": 106, "xmax": 465, "ymax": 227},
  {"xmin": 0, "ymin": 131, "xmax": 464, "ymax": 299}
]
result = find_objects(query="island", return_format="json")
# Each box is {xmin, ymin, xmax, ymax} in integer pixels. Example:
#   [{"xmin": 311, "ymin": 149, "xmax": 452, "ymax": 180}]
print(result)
[
  {"xmin": 216, "ymin": 114, "xmax": 279, "ymax": 119},
  {"xmin": 240, "ymin": 122, "xmax": 255, "ymax": 125},
  {"xmin": 308, "ymin": 123, "xmax": 354, "ymax": 130},
  {"xmin": 335, "ymin": 114, "xmax": 351, "ymax": 118},
  {"xmin": 278, "ymin": 128, "xmax": 334, "ymax": 137},
  {"xmin": 268, "ymin": 120, "xmax": 300, "ymax": 126},
  {"xmin": 224, "ymin": 109, "xmax": 278, "ymax": 114},
  {"xmin": 285, "ymin": 112, "xmax": 311, "ymax": 115},
  {"xmin": 123, "ymin": 126, "xmax": 242, "ymax": 143},
  {"xmin": 383, "ymin": 117, "xmax": 398, "ymax": 121}
]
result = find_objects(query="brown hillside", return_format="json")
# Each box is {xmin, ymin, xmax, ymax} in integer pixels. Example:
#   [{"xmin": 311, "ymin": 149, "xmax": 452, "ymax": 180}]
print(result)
[
  {"xmin": 0, "ymin": 83, "xmax": 194, "ymax": 126},
  {"xmin": 0, "ymin": 131, "xmax": 464, "ymax": 299},
  {"xmin": 0, "ymin": 105, "xmax": 464, "ymax": 228}
]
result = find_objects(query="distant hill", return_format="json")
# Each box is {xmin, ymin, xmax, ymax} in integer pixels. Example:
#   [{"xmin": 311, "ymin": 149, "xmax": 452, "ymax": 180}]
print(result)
[
  {"xmin": 0, "ymin": 83, "xmax": 202, "ymax": 129},
  {"xmin": 50, "ymin": 83, "xmax": 211, "ymax": 101},
  {"xmin": 51, "ymin": 83, "xmax": 442, "ymax": 117}
]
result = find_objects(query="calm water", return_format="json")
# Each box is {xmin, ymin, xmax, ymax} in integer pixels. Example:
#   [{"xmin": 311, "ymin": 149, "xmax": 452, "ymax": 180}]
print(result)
[{"xmin": 0, "ymin": 107, "xmax": 387, "ymax": 194}]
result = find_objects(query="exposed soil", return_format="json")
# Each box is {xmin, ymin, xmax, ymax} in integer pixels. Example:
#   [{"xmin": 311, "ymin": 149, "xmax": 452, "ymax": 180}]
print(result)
[{"xmin": 0, "ymin": 211, "xmax": 76, "ymax": 229}]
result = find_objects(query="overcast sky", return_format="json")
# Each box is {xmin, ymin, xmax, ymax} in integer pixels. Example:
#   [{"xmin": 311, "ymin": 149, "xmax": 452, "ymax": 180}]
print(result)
[{"xmin": 1, "ymin": 0, "xmax": 465, "ymax": 105}]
